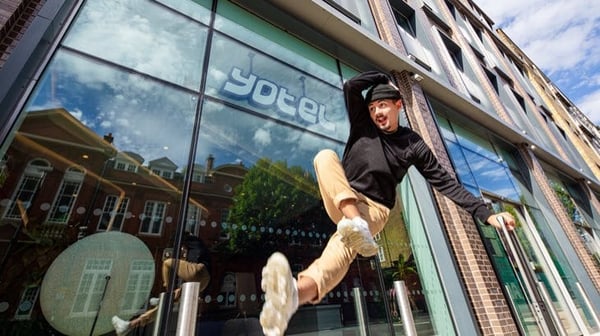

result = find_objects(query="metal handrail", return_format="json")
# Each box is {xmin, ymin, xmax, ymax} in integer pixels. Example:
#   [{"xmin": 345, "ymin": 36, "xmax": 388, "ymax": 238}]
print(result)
[
  {"xmin": 176, "ymin": 282, "xmax": 200, "ymax": 336},
  {"xmin": 152, "ymin": 292, "xmax": 167, "ymax": 336},
  {"xmin": 353, "ymin": 287, "xmax": 370, "ymax": 336},
  {"xmin": 394, "ymin": 280, "xmax": 417, "ymax": 336}
]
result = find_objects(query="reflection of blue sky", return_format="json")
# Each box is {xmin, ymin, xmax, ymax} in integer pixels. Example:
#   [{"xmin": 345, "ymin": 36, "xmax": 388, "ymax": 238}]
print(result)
[
  {"xmin": 207, "ymin": 33, "xmax": 349, "ymax": 141},
  {"xmin": 453, "ymin": 126, "xmax": 499, "ymax": 161},
  {"xmin": 24, "ymin": 0, "xmax": 349, "ymax": 173},
  {"xmin": 62, "ymin": 0, "xmax": 209, "ymax": 90},
  {"xmin": 462, "ymin": 150, "xmax": 520, "ymax": 200},
  {"xmin": 197, "ymin": 101, "xmax": 344, "ymax": 174},
  {"xmin": 213, "ymin": 2, "xmax": 341, "ymax": 87},
  {"xmin": 27, "ymin": 50, "xmax": 197, "ymax": 168},
  {"xmin": 447, "ymin": 142, "xmax": 476, "ymax": 186}
]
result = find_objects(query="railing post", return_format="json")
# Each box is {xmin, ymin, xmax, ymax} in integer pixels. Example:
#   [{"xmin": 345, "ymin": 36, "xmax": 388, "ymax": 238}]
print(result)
[
  {"xmin": 152, "ymin": 292, "xmax": 167, "ymax": 336},
  {"xmin": 394, "ymin": 280, "xmax": 417, "ymax": 336},
  {"xmin": 353, "ymin": 287, "xmax": 370, "ymax": 336},
  {"xmin": 176, "ymin": 282, "xmax": 200, "ymax": 336}
]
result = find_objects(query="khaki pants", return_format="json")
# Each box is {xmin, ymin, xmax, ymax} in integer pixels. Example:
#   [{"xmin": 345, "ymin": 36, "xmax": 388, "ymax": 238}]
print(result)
[
  {"xmin": 298, "ymin": 149, "xmax": 390, "ymax": 303},
  {"xmin": 136, "ymin": 259, "xmax": 210, "ymax": 326}
]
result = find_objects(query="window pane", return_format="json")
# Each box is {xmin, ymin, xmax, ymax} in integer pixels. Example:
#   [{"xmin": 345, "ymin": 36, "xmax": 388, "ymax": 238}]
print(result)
[
  {"xmin": 62, "ymin": 0, "xmax": 209, "ymax": 90},
  {"xmin": 207, "ymin": 33, "xmax": 348, "ymax": 142}
]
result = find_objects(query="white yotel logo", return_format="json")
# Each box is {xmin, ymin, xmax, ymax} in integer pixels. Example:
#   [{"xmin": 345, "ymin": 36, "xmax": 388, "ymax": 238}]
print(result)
[{"xmin": 222, "ymin": 67, "xmax": 334, "ymax": 131}]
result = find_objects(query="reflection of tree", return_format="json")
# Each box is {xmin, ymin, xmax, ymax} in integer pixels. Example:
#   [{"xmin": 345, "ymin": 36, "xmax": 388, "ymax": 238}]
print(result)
[
  {"xmin": 220, "ymin": 158, "xmax": 320, "ymax": 255},
  {"xmin": 392, "ymin": 253, "xmax": 417, "ymax": 282},
  {"xmin": 549, "ymin": 180, "xmax": 578, "ymax": 222}
]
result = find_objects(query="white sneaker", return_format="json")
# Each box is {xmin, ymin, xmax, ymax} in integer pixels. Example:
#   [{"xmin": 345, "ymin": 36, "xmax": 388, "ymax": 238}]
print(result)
[
  {"xmin": 260, "ymin": 252, "xmax": 299, "ymax": 336},
  {"xmin": 337, "ymin": 217, "xmax": 378, "ymax": 257},
  {"xmin": 111, "ymin": 315, "xmax": 132, "ymax": 336},
  {"xmin": 149, "ymin": 297, "xmax": 159, "ymax": 306}
]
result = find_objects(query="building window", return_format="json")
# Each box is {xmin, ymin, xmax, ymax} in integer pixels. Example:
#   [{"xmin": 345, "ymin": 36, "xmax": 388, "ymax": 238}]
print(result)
[
  {"xmin": 473, "ymin": 26, "xmax": 483, "ymax": 42},
  {"xmin": 47, "ymin": 167, "xmax": 85, "ymax": 224},
  {"xmin": 484, "ymin": 67, "xmax": 498, "ymax": 93},
  {"xmin": 140, "ymin": 201, "xmax": 166, "ymax": 235},
  {"xmin": 115, "ymin": 160, "xmax": 138, "ymax": 173},
  {"xmin": 192, "ymin": 172, "xmax": 204, "ymax": 183},
  {"xmin": 186, "ymin": 204, "xmax": 201, "ymax": 236},
  {"xmin": 3, "ymin": 159, "xmax": 51, "ymax": 220},
  {"xmin": 120, "ymin": 260, "xmax": 154, "ymax": 313},
  {"xmin": 391, "ymin": 0, "xmax": 433, "ymax": 71},
  {"xmin": 512, "ymin": 90, "xmax": 527, "ymax": 112},
  {"xmin": 115, "ymin": 160, "xmax": 137, "ymax": 172},
  {"xmin": 441, "ymin": 34, "xmax": 463, "ymax": 71},
  {"xmin": 71, "ymin": 259, "xmax": 112, "ymax": 316},
  {"xmin": 322, "ymin": 0, "xmax": 377, "ymax": 35},
  {"xmin": 433, "ymin": 103, "xmax": 521, "ymax": 201},
  {"xmin": 377, "ymin": 245, "xmax": 386, "ymax": 263},
  {"xmin": 14, "ymin": 285, "xmax": 40, "ymax": 320},
  {"xmin": 150, "ymin": 167, "xmax": 174, "ymax": 178},
  {"xmin": 444, "ymin": 0, "xmax": 456, "ymax": 19},
  {"xmin": 392, "ymin": 1, "xmax": 416, "ymax": 37},
  {"xmin": 97, "ymin": 195, "xmax": 129, "ymax": 231}
]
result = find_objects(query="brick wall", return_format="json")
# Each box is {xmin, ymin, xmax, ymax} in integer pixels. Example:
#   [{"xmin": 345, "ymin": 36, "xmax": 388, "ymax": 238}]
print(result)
[{"xmin": 0, "ymin": 0, "xmax": 44, "ymax": 69}]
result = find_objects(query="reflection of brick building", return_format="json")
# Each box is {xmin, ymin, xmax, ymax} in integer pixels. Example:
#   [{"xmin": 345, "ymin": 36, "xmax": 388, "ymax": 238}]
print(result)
[{"xmin": 0, "ymin": 108, "xmax": 247, "ymax": 319}]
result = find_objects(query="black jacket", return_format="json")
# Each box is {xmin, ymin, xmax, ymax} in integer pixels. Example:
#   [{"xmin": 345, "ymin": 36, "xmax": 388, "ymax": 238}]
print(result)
[
  {"xmin": 183, "ymin": 234, "xmax": 211, "ymax": 267},
  {"xmin": 342, "ymin": 71, "xmax": 492, "ymax": 224}
]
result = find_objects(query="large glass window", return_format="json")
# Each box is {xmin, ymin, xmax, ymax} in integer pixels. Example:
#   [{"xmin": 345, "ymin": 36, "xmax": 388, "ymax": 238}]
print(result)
[
  {"xmin": 432, "ymin": 99, "xmax": 521, "ymax": 201},
  {"xmin": 62, "ymin": 0, "xmax": 210, "ymax": 90},
  {"xmin": 433, "ymin": 99, "xmax": 600, "ymax": 334},
  {"xmin": 0, "ymin": 0, "xmax": 406, "ymax": 334},
  {"xmin": 390, "ymin": 0, "xmax": 435, "ymax": 73},
  {"xmin": 97, "ymin": 195, "xmax": 130, "ymax": 231},
  {"xmin": 323, "ymin": 0, "xmax": 377, "ymax": 36}
]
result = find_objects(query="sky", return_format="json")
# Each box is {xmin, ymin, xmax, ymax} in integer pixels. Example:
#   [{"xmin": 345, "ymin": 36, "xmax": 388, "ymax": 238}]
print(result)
[{"xmin": 475, "ymin": 0, "xmax": 600, "ymax": 125}]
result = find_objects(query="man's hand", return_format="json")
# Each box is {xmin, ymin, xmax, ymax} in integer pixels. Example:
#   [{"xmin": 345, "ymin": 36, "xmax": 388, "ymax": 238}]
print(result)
[{"xmin": 486, "ymin": 212, "xmax": 516, "ymax": 230}]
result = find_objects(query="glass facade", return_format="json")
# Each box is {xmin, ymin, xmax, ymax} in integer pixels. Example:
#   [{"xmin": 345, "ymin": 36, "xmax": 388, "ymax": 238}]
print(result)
[
  {"xmin": 1, "ymin": 0, "xmax": 600, "ymax": 335},
  {"xmin": 0, "ymin": 0, "xmax": 454, "ymax": 335},
  {"xmin": 433, "ymin": 98, "xmax": 600, "ymax": 334}
]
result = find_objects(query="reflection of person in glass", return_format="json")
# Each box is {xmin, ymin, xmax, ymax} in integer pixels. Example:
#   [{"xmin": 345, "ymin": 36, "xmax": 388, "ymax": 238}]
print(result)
[
  {"xmin": 112, "ymin": 232, "xmax": 210, "ymax": 336},
  {"xmin": 259, "ymin": 71, "xmax": 516, "ymax": 335}
]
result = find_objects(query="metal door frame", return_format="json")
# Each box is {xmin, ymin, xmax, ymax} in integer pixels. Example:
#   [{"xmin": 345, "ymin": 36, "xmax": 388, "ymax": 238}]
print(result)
[{"xmin": 483, "ymin": 195, "xmax": 588, "ymax": 335}]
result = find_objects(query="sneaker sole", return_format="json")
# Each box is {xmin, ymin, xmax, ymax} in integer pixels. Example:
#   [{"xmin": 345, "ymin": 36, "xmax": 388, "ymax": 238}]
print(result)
[
  {"xmin": 338, "ymin": 221, "xmax": 379, "ymax": 257},
  {"xmin": 111, "ymin": 316, "xmax": 132, "ymax": 336},
  {"xmin": 260, "ymin": 252, "xmax": 295, "ymax": 336}
]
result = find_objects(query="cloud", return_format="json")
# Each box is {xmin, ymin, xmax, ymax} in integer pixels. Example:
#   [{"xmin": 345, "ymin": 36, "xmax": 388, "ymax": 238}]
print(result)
[
  {"xmin": 253, "ymin": 128, "xmax": 272, "ymax": 147},
  {"xmin": 577, "ymin": 89, "xmax": 600, "ymax": 124},
  {"xmin": 476, "ymin": 0, "xmax": 600, "ymax": 124}
]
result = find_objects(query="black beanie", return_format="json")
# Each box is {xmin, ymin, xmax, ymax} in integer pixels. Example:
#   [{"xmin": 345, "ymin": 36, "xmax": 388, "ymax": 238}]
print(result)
[{"xmin": 365, "ymin": 83, "xmax": 401, "ymax": 103}]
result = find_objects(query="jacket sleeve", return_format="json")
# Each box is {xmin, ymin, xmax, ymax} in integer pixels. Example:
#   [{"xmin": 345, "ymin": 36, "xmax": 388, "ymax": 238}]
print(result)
[
  {"xmin": 410, "ymin": 135, "xmax": 492, "ymax": 224},
  {"xmin": 343, "ymin": 71, "xmax": 391, "ymax": 125}
]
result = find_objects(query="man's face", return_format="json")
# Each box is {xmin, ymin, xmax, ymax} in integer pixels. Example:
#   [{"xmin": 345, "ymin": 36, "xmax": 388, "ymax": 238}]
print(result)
[{"xmin": 368, "ymin": 98, "xmax": 402, "ymax": 134}]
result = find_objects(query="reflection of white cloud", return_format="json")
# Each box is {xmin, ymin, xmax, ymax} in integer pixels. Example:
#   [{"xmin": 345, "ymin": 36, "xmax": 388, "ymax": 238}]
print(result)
[
  {"xmin": 69, "ymin": 108, "xmax": 83, "ymax": 121},
  {"xmin": 116, "ymin": 118, "xmax": 130, "ymax": 128},
  {"xmin": 467, "ymin": 158, "xmax": 506, "ymax": 181},
  {"xmin": 51, "ymin": 52, "xmax": 197, "ymax": 168},
  {"xmin": 63, "ymin": 0, "xmax": 204, "ymax": 90},
  {"xmin": 253, "ymin": 128, "xmax": 271, "ymax": 147},
  {"xmin": 27, "ymin": 101, "xmax": 62, "ymax": 112}
]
